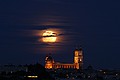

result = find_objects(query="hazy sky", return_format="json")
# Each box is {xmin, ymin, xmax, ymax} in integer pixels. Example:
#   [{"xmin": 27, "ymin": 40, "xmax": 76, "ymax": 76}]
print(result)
[{"xmin": 0, "ymin": 0, "xmax": 120, "ymax": 69}]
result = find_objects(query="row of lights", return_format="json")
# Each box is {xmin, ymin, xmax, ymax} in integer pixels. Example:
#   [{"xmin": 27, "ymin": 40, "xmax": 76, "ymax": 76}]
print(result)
[{"xmin": 24, "ymin": 76, "xmax": 38, "ymax": 78}]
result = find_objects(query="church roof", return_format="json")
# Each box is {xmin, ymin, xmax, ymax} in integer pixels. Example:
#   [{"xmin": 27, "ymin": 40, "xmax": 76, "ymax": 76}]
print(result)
[
  {"xmin": 46, "ymin": 54, "xmax": 54, "ymax": 61},
  {"xmin": 47, "ymin": 56, "xmax": 53, "ymax": 60}
]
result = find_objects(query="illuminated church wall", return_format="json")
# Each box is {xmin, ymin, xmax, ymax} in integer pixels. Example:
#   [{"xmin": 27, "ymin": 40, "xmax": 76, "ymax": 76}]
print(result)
[{"xmin": 45, "ymin": 48, "xmax": 83, "ymax": 69}]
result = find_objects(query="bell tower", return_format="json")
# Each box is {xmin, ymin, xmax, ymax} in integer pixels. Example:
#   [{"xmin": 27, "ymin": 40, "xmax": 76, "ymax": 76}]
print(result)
[{"xmin": 74, "ymin": 48, "xmax": 83, "ymax": 69}]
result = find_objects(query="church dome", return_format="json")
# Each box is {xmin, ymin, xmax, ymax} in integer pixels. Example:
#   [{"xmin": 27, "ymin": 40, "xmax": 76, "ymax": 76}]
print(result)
[
  {"xmin": 47, "ymin": 56, "xmax": 53, "ymax": 60},
  {"xmin": 46, "ymin": 55, "xmax": 54, "ymax": 61}
]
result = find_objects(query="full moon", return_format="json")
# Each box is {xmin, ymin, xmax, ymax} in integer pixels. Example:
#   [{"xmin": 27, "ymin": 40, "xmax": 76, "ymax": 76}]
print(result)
[{"xmin": 42, "ymin": 31, "xmax": 57, "ymax": 43}]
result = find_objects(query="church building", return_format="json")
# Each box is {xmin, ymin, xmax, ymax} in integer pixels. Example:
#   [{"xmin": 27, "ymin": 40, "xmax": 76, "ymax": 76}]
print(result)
[{"xmin": 45, "ymin": 48, "xmax": 83, "ymax": 69}]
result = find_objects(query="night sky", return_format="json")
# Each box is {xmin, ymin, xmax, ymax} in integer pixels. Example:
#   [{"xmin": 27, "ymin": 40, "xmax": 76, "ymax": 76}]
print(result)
[{"xmin": 0, "ymin": 0, "xmax": 120, "ymax": 69}]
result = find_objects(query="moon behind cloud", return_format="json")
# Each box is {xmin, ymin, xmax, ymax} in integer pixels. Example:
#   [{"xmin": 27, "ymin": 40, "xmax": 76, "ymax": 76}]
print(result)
[
  {"xmin": 31, "ymin": 28, "xmax": 66, "ymax": 44},
  {"xmin": 42, "ymin": 31, "xmax": 57, "ymax": 43}
]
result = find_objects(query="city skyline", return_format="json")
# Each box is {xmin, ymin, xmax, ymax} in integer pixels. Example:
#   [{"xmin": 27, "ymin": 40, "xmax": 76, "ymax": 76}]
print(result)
[{"xmin": 0, "ymin": 0, "xmax": 120, "ymax": 69}]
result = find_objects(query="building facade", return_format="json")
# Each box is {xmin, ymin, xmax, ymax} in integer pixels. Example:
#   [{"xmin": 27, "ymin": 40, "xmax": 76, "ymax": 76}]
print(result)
[{"xmin": 45, "ymin": 48, "xmax": 83, "ymax": 69}]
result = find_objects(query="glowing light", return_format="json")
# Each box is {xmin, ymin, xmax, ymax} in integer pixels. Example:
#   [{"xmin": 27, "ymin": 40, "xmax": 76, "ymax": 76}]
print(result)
[
  {"xmin": 27, "ymin": 76, "xmax": 38, "ymax": 78},
  {"xmin": 42, "ymin": 31, "xmax": 57, "ymax": 43}
]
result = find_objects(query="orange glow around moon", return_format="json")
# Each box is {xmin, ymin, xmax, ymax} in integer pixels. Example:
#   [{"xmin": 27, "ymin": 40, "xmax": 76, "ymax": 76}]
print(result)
[{"xmin": 42, "ymin": 31, "xmax": 57, "ymax": 43}]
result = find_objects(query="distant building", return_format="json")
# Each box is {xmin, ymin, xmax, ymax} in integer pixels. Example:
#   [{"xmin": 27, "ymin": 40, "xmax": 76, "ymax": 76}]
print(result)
[
  {"xmin": 0, "ymin": 65, "xmax": 27, "ymax": 73},
  {"xmin": 45, "ymin": 48, "xmax": 83, "ymax": 69}
]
